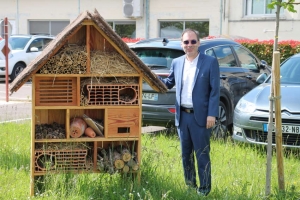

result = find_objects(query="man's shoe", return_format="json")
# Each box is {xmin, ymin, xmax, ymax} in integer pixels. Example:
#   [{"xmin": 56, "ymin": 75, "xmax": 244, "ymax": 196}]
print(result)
[{"xmin": 197, "ymin": 188, "xmax": 210, "ymax": 196}]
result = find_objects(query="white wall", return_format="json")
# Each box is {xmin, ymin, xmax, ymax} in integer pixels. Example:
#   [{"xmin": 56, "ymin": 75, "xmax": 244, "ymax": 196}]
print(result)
[
  {"xmin": 227, "ymin": 0, "xmax": 300, "ymax": 41},
  {"xmin": 0, "ymin": 0, "xmax": 299, "ymax": 41},
  {"xmin": 147, "ymin": 0, "xmax": 221, "ymax": 38}
]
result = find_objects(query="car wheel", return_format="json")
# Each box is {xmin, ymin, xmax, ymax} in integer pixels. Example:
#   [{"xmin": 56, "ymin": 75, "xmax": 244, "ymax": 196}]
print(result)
[
  {"xmin": 211, "ymin": 101, "xmax": 228, "ymax": 139},
  {"xmin": 10, "ymin": 63, "xmax": 26, "ymax": 81}
]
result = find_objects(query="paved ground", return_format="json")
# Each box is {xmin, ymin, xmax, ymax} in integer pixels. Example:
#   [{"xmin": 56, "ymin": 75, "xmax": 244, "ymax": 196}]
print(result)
[
  {"xmin": 0, "ymin": 82, "xmax": 32, "ymax": 122},
  {"xmin": 0, "ymin": 82, "xmax": 167, "ymax": 133}
]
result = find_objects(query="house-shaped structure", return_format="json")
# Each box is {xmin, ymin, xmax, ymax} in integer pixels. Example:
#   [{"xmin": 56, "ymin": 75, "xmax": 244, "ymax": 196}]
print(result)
[{"xmin": 9, "ymin": 9, "xmax": 167, "ymax": 196}]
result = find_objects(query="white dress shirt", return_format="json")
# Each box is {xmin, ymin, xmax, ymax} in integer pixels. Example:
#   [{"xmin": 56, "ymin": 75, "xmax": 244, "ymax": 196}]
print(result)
[{"xmin": 180, "ymin": 53, "xmax": 199, "ymax": 108}]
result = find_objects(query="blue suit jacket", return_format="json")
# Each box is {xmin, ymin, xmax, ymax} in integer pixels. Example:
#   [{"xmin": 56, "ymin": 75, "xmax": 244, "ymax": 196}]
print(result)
[{"xmin": 160, "ymin": 53, "xmax": 220, "ymax": 127}]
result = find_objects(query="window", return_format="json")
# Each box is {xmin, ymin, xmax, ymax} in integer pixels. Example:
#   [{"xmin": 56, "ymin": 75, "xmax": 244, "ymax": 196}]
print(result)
[
  {"xmin": 206, "ymin": 46, "xmax": 237, "ymax": 67},
  {"xmin": 9, "ymin": 37, "xmax": 31, "ymax": 50},
  {"xmin": 245, "ymin": 0, "xmax": 283, "ymax": 15},
  {"xmin": 107, "ymin": 21, "xmax": 136, "ymax": 38},
  {"xmin": 132, "ymin": 48, "xmax": 184, "ymax": 69},
  {"xmin": 29, "ymin": 21, "xmax": 69, "ymax": 36},
  {"xmin": 233, "ymin": 45, "xmax": 258, "ymax": 70},
  {"xmin": 159, "ymin": 21, "xmax": 209, "ymax": 38},
  {"xmin": 27, "ymin": 38, "xmax": 53, "ymax": 52}
]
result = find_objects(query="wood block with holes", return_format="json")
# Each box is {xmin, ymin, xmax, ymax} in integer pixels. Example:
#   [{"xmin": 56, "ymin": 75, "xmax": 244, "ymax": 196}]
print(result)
[{"xmin": 107, "ymin": 108, "xmax": 139, "ymax": 137}]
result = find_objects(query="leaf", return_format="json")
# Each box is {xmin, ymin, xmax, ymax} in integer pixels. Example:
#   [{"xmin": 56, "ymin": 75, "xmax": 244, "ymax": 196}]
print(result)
[
  {"xmin": 287, "ymin": 4, "xmax": 297, "ymax": 12},
  {"xmin": 267, "ymin": 4, "xmax": 275, "ymax": 9}
]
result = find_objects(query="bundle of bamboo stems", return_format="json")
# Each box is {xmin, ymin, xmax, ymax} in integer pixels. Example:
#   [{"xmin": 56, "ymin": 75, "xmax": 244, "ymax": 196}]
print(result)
[{"xmin": 39, "ymin": 44, "xmax": 87, "ymax": 74}]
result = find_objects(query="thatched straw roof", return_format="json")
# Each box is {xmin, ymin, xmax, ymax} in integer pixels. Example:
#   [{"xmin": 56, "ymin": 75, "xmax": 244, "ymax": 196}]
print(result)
[{"xmin": 9, "ymin": 9, "xmax": 167, "ymax": 93}]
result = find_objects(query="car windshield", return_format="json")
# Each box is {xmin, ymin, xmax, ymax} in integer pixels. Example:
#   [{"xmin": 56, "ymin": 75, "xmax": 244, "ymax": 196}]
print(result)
[
  {"xmin": 267, "ymin": 56, "xmax": 300, "ymax": 84},
  {"xmin": 8, "ymin": 37, "xmax": 31, "ymax": 50},
  {"xmin": 132, "ymin": 48, "xmax": 184, "ymax": 69}
]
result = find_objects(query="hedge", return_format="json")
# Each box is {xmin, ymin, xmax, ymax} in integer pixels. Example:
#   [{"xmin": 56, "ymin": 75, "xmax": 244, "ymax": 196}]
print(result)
[{"xmin": 235, "ymin": 39, "xmax": 300, "ymax": 65}]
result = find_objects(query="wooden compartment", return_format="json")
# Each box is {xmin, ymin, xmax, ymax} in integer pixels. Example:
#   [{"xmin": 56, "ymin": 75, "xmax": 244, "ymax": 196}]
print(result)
[
  {"xmin": 86, "ymin": 84, "xmax": 139, "ymax": 105},
  {"xmin": 107, "ymin": 108, "xmax": 139, "ymax": 137},
  {"xmin": 96, "ymin": 140, "xmax": 139, "ymax": 173},
  {"xmin": 34, "ymin": 142, "xmax": 93, "ymax": 172},
  {"xmin": 69, "ymin": 109, "xmax": 105, "ymax": 138},
  {"xmin": 35, "ymin": 77, "xmax": 77, "ymax": 106},
  {"xmin": 35, "ymin": 109, "xmax": 66, "ymax": 124}
]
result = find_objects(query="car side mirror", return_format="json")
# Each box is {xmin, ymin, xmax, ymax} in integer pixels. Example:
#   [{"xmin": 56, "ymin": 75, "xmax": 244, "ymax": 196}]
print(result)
[
  {"xmin": 260, "ymin": 60, "xmax": 268, "ymax": 69},
  {"xmin": 30, "ymin": 47, "xmax": 39, "ymax": 52},
  {"xmin": 256, "ymin": 73, "xmax": 267, "ymax": 84}
]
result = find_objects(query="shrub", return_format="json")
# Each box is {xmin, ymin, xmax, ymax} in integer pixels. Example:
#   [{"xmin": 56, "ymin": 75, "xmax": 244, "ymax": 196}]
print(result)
[{"xmin": 235, "ymin": 39, "xmax": 300, "ymax": 65}]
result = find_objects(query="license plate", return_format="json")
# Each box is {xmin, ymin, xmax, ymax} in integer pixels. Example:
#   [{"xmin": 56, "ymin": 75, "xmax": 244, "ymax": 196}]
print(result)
[
  {"xmin": 142, "ymin": 93, "xmax": 158, "ymax": 101},
  {"xmin": 263, "ymin": 123, "xmax": 300, "ymax": 134}
]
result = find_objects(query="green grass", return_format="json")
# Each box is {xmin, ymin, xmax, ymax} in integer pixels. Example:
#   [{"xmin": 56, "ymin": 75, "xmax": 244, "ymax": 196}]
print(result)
[{"xmin": 0, "ymin": 121, "xmax": 300, "ymax": 199}]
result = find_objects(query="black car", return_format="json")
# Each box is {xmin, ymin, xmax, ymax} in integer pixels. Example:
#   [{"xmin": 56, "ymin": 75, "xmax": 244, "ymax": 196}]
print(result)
[{"xmin": 129, "ymin": 38, "xmax": 271, "ymax": 137}]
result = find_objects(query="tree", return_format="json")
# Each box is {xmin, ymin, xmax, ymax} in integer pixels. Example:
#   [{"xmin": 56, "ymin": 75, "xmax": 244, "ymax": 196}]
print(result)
[
  {"xmin": 267, "ymin": 0, "xmax": 300, "ymax": 51},
  {"xmin": 265, "ymin": 0, "xmax": 299, "ymax": 197}
]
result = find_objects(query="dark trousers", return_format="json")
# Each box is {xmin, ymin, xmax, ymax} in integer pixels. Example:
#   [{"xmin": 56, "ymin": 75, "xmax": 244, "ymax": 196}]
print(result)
[{"xmin": 177, "ymin": 111, "xmax": 211, "ymax": 191}]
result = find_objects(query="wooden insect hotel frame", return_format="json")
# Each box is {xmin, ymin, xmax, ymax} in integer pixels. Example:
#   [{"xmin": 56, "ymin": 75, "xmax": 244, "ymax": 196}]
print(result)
[{"xmin": 9, "ymin": 9, "xmax": 167, "ymax": 196}]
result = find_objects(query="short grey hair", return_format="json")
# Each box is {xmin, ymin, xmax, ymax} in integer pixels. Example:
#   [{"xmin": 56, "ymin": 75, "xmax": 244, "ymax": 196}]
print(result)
[{"xmin": 181, "ymin": 28, "xmax": 200, "ymax": 41}]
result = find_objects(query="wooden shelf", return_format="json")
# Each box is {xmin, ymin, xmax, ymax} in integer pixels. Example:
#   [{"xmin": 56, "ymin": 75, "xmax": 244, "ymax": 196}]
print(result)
[
  {"xmin": 34, "ymin": 137, "xmax": 139, "ymax": 143},
  {"xmin": 34, "ymin": 73, "xmax": 140, "ymax": 77},
  {"xmin": 34, "ymin": 105, "xmax": 140, "ymax": 109}
]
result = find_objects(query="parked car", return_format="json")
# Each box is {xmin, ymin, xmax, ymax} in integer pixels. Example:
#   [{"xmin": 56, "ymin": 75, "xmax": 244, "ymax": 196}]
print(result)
[
  {"xmin": 0, "ymin": 34, "xmax": 54, "ymax": 81},
  {"xmin": 129, "ymin": 37, "xmax": 271, "ymax": 137},
  {"xmin": 233, "ymin": 53, "xmax": 300, "ymax": 148}
]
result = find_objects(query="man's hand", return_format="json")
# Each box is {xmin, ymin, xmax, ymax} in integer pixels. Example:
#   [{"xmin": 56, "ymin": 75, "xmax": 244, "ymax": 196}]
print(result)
[{"xmin": 206, "ymin": 116, "xmax": 216, "ymax": 129}]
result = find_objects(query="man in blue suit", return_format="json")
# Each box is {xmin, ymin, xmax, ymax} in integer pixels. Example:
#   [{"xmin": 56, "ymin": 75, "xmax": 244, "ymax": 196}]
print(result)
[{"xmin": 160, "ymin": 29, "xmax": 220, "ymax": 196}]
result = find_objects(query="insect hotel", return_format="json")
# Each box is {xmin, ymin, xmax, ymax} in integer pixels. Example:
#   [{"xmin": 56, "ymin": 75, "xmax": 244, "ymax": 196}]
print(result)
[{"xmin": 9, "ymin": 9, "xmax": 167, "ymax": 196}]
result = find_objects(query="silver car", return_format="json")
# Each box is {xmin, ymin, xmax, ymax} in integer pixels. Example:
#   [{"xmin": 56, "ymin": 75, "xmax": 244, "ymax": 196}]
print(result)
[{"xmin": 233, "ymin": 53, "xmax": 300, "ymax": 148}]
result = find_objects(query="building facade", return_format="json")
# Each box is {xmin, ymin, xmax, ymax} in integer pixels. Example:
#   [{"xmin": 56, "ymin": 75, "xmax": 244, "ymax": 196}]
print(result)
[{"xmin": 1, "ymin": 0, "xmax": 300, "ymax": 41}]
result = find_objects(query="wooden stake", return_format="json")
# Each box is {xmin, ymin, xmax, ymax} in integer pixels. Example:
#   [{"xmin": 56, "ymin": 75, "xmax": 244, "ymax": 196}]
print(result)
[
  {"xmin": 273, "ymin": 51, "xmax": 285, "ymax": 191},
  {"xmin": 265, "ymin": 53, "xmax": 275, "ymax": 197}
]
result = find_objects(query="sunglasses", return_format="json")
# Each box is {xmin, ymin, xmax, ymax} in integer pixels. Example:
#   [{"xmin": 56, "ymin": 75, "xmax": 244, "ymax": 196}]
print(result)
[{"xmin": 183, "ymin": 40, "xmax": 197, "ymax": 45}]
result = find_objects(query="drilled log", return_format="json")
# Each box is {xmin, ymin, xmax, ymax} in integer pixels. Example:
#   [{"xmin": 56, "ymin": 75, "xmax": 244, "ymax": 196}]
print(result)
[
  {"xmin": 127, "ymin": 159, "xmax": 139, "ymax": 171},
  {"xmin": 70, "ymin": 117, "xmax": 87, "ymax": 138},
  {"xmin": 114, "ymin": 159, "xmax": 125, "ymax": 169},
  {"xmin": 123, "ymin": 164, "xmax": 130, "ymax": 173},
  {"xmin": 121, "ymin": 149, "xmax": 132, "ymax": 162},
  {"xmin": 113, "ymin": 150, "xmax": 124, "ymax": 169}
]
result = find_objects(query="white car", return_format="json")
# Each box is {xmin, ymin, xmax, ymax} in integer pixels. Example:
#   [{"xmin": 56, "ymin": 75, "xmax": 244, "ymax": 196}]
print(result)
[{"xmin": 0, "ymin": 35, "xmax": 54, "ymax": 81}]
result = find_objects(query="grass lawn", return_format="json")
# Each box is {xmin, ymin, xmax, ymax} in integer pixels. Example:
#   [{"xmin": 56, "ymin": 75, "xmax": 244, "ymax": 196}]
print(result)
[{"xmin": 0, "ymin": 121, "xmax": 299, "ymax": 199}]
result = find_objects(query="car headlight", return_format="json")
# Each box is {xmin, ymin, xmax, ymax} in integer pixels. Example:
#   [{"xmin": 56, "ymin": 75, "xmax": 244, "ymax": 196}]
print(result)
[{"xmin": 236, "ymin": 98, "xmax": 256, "ymax": 113}]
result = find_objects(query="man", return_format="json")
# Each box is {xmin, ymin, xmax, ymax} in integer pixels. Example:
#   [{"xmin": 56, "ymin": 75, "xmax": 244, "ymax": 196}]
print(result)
[{"xmin": 159, "ymin": 28, "xmax": 220, "ymax": 196}]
